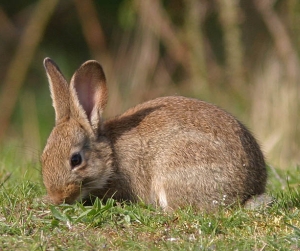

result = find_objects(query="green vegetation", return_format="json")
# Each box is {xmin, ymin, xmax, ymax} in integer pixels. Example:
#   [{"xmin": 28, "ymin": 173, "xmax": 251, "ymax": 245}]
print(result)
[{"xmin": 0, "ymin": 149, "xmax": 299, "ymax": 250}]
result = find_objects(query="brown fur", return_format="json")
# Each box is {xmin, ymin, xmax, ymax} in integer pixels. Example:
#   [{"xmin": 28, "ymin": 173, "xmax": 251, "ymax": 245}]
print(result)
[{"xmin": 42, "ymin": 58, "xmax": 267, "ymax": 211}]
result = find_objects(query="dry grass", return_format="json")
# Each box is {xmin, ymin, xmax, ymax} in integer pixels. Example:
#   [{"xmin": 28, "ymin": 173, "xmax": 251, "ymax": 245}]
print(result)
[{"xmin": 0, "ymin": 1, "xmax": 299, "ymax": 167}]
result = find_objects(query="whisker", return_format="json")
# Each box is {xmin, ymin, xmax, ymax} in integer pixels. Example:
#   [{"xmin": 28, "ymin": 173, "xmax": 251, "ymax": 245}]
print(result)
[{"xmin": 81, "ymin": 183, "xmax": 105, "ymax": 190}]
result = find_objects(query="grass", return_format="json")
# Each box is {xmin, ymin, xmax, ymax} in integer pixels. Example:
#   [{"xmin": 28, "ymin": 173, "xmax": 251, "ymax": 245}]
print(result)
[{"xmin": 0, "ymin": 146, "xmax": 300, "ymax": 250}]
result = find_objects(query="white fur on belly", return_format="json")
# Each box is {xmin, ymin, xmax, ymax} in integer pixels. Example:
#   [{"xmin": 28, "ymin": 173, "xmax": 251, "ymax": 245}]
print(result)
[
  {"xmin": 158, "ymin": 187, "xmax": 168, "ymax": 209},
  {"xmin": 151, "ymin": 179, "xmax": 169, "ymax": 210}
]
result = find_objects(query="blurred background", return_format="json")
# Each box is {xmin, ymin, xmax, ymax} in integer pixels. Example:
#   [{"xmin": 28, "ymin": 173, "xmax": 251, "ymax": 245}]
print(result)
[{"xmin": 0, "ymin": 0, "xmax": 299, "ymax": 169}]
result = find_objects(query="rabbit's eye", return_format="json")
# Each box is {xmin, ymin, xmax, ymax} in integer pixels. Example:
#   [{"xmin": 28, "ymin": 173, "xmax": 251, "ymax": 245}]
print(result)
[{"xmin": 70, "ymin": 153, "xmax": 82, "ymax": 168}]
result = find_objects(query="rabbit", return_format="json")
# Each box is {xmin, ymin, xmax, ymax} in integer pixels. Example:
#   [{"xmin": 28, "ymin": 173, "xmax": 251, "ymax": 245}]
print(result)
[{"xmin": 41, "ymin": 57, "xmax": 268, "ymax": 211}]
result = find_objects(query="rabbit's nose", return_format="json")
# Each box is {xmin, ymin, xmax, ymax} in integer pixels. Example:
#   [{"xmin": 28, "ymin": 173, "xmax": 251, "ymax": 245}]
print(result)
[
  {"xmin": 45, "ymin": 182, "xmax": 80, "ymax": 205},
  {"xmin": 44, "ymin": 187, "xmax": 66, "ymax": 205},
  {"xmin": 47, "ymin": 193, "xmax": 65, "ymax": 205}
]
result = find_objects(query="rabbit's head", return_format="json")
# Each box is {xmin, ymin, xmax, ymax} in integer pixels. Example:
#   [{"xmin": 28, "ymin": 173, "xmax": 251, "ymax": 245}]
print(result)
[{"xmin": 42, "ymin": 58, "xmax": 112, "ymax": 204}]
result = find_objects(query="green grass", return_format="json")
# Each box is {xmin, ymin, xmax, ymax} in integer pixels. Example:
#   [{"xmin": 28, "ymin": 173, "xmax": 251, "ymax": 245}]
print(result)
[{"xmin": 0, "ymin": 146, "xmax": 300, "ymax": 250}]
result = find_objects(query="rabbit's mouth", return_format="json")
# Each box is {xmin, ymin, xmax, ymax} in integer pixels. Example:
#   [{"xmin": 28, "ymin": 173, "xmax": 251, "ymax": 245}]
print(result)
[
  {"xmin": 44, "ymin": 183, "xmax": 81, "ymax": 205},
  {"xmin": 78, "ymin": 178, "xmax": 101, "ymax": 201}
]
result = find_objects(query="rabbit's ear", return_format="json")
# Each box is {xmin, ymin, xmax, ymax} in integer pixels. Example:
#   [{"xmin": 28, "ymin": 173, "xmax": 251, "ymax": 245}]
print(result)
[
  {"xmin": 70, "ymin": 60, "xmax": 108, "ymax": 133},
  {"xmin": 43, "ymin": 58, "xmax": 70, "ymax": 124}
]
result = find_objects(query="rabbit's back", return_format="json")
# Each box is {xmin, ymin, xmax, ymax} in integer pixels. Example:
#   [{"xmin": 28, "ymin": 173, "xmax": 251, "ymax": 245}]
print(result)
[{"xmin": 104, "ymin": 96, "xmax": 266, "ymax": 210}]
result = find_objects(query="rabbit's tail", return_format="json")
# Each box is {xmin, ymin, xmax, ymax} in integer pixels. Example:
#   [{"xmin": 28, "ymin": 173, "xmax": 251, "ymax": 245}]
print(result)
[{"xmin": 243, "ymin": 193, "xmax": 274, "ymax": 210}]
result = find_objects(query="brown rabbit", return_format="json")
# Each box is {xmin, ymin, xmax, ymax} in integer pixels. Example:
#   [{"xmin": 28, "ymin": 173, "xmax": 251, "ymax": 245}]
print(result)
[{"xmin": 41, "ymin": 58, "xmax": 267, "ymax": 211}]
